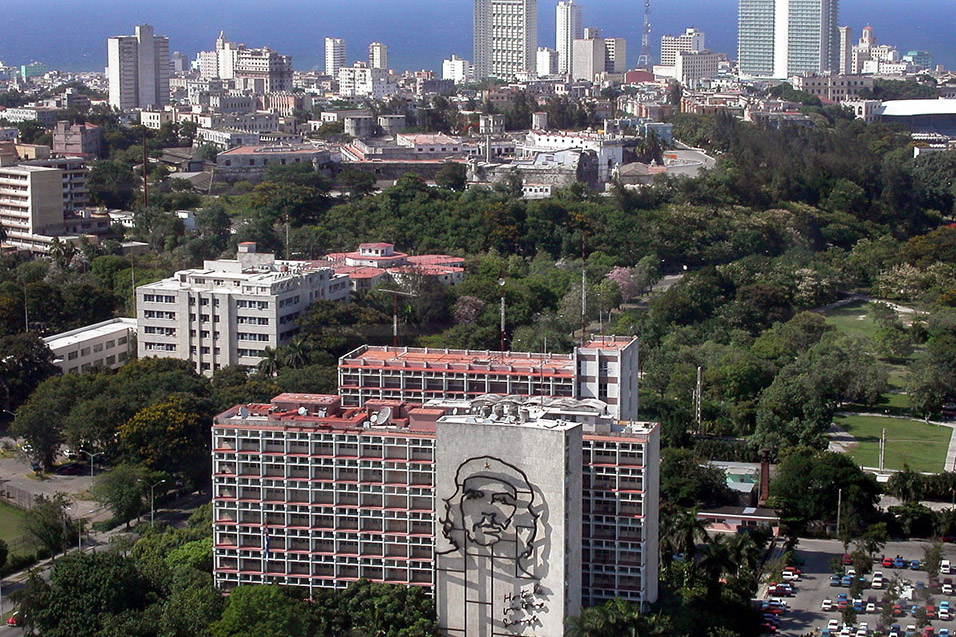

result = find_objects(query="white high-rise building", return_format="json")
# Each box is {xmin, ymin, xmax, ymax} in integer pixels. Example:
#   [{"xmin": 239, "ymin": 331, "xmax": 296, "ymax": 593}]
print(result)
[
  {"xmin": 107, "ymin": 24, "xmax": 170, "ymax": 110},
  {"xmin": 442, "ymin": 55, "xmax": 473, "ymax": 84},
  {"xmin": 368, "ymin": 42, "xmax": 388, "ymax": 70},
  {"xmin": 738, "ymin": 0, "xmax": 839, "ymax": 79},
  {"xmin": 136, "ymin": 242, "xmax": 350, "ymax": 375},
  {"xmin": 474, "ymin": 0, "xmax": 538, "ymax": 79},
  {"xmin": 536, "ymin": 47, "xmax": 559, "ymax": 76},
  {"xmin": 660, "ymin": 27, "xmax": 706, "ymax": 66},
  {"xmin": 572, "ymin": 34, "xmax": 627, "ymax": 81},
  {"xmin": 556, "ymin": 0, "xmax": 583, "ymax": 76},
  {"xmin": 838, "ymin": 25, "xmax": 852, "ymax": 74},
  {"xmin": 325, "ymin": 37, "xmax": 346, "ymax": 78}
]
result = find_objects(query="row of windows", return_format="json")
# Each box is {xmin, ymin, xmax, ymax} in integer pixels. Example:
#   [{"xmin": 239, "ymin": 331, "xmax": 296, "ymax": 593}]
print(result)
[
  {"xmin": 236, "ymin": 300, "xmax": 270, "ymax": 310},
  {"xmin": 144, "ymin": 342, "xmax": 176, "ymax": 352},
  {"xmin": 66, "ymin": 352, "xmax": 128, "ymax": 373},
  {"xmin": 238, "ymin": 333, "xmax": 270, "ymax": 342},
  {"xmin": 278, "ymin": 295, "xmax": 300, "ymax": 308},
  {"xmin": 143, "ymin": 310, "xmax": 176, "ymax": 320},
  {"xmin": 64, "ymin": 336, "xmax": 128, "ymax": 360},
  {"xmin": 143, "ymin": 294, "xmax": 175, "ymax": 303}
]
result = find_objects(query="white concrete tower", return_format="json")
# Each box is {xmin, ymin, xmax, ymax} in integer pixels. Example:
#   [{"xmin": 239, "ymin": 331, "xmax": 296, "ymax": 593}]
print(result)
[{"xmin": 556, "ymin": 0, "xmax": 583, "ymax": 76}]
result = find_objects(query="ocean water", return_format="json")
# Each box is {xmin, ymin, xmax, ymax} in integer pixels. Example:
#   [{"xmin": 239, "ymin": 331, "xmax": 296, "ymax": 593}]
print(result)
[{"xmin": 0, "ymin": 0, "xmax": 952, "ymax": 74}]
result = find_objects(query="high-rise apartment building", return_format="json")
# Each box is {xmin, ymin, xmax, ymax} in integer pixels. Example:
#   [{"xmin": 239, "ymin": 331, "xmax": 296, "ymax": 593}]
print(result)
[
  {"xmin": 660, "ymin": 27, "xmax": 706, "ymax": 67},
  {"xmin": 136, "ymin": 242, "xmax": 349, "ymax": 375},
  {"xmin": 572, "ymin": 34, "xmax": 627, "ymax": 81},
  {"xmin": 211, "ymin": 391, "xmax": 660, "ymax": 629},
  {"xmin": 368, "ymin": 42, "xmax": 388, "ymax": 70},
  {"xmin": 234, "ymin": 47, "xmax": 293, "ymax": 93},
  {"xmin": 441, "ymin": 55, "xmax": 473, "ymax": 84},
  {"xmin": 556, "ymin": 0, "xmax": 583, "ymax": 75},
  {"xmin": 536, "ymin": 47, "xmax": 559, "ymax": 76},
  {"xmin": 107, "ymin": 24, "xmax": 170, "ymax": 110},
  {"xmin": 738, "ymin": 0, "xmax": 839, "ymax": 78},
  {"xmin": 338, "ymin": 336, "xmax": 639, "ymax": 421},
  {"xmin": 474, "ymin": 0, "xmax": 538, "ymax": 79},
  {"xmin": 338, "ymin": 63, "xmax": 396, "ymax": 100},
  {"xmin": 0, "ymin": 164, "xmax": 63, "ymax": 245},
  {"xmin": 325, "ymin": 38, "xmax": 346, "ymax": 78},
  {"xmin": 837, "ymin": 25, "xmax": 852, "ymax": 74}
]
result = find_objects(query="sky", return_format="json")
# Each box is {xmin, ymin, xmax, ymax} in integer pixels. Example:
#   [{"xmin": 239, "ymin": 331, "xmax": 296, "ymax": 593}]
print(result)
[{"xmin": 0, "ymin": 0, "xmax": 952, "ymax": 73}]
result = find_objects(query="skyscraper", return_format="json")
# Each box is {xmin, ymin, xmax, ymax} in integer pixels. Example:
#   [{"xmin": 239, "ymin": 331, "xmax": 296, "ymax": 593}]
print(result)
[
  {"xmin": 368, "ymin": 42, "xmax": 388, "ymax": 70},
  {"xmin": 556, "ymin": 0, "xmax": 583, "ymax": 76},
  {"xmin": 325, "ymin": 37, "xmax": 346, "ymax": 78},
  {"xmin": 474, "ymin": 0, "xmax": 538, "ymax": 79},
  {"xmin": 107, "ymin": 24, "xmax": 170, "ymax": 110},
  {"xmin": 738, "ymin": 0, "xmax": 839, "ymax": 78},
  {"xmin": 660, "ymin": 27, "xmax": 706, "ymax": 67},
  {"xmin": 838, "ymin": 25, "xmax": 852, "ymax": 74}
]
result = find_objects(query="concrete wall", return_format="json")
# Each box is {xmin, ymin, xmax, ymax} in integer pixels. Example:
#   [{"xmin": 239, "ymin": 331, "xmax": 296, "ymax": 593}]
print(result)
[{"xmin": 435, "ymin": 418, "xmax": 581, "ymax": 636}]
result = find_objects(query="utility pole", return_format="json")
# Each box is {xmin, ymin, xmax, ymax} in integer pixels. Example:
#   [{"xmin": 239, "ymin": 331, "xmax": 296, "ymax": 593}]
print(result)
[
  {"xmin": 371, "ymin": 287, "xmax": 417, "ymax": 347},
  {"xmin": 499, "ymin": 276, "xmax": 506, "ymax": 353},
  {"xmin": 836, "ymin": 487, "xmax": 843, "ymax": 538},
  {"xmin": 695, "ymin": 365, "xmax": 702, "ymax": 431},
  {"xmin": 141, "ymin": 127, "xmax": 148, "ymax": 209},
  {"xmin": 879, "ymin": 427, "xmax": 886, "ymax": 471}
]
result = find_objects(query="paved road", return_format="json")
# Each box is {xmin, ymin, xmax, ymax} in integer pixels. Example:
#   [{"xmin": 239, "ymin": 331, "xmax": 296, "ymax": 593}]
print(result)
[
  {"xmin": 775, "ymin": 538, "xmax": 956, "ymax": 636},
  {"xmin": 0, "ymin": 491, "xmax": 208, "ymax": 635}
]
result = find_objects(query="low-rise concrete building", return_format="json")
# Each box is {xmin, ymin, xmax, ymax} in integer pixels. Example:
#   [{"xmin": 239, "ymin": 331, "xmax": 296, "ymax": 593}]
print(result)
[
  {"xmin": 52, "ymin": 121, "xmax": 103, "ymax": 159},
  {"xmin": 43, "ymin": 317, "xmax": 137, "ymax": 374}
]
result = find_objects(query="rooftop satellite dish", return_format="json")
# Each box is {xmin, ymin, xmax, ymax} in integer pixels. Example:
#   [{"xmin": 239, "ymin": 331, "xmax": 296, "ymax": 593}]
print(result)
[
  {"xmin": 238, "ymin": 406, "xmax": 249, "ymax": 418},
  {"xmin": 498, "ymin": 278, "xmax": 505, "ymax": 287},
  {"xmin": 452, "ymin": 407, "xmax": 459, "ymax": 415},
  {"xmin": 369, "ymin": 412, "xmax": 379, "ymax": 425},
  {"xmin": 376, "ymin": 406, "xmax": 392, "ymax": 424},
  {"xmin": 297, "ymin": 406, "xmax": 307, "ymax": 416},
  {"xmin": 363, "ymin": 420, "xmax": 371, "ymax": 428}
]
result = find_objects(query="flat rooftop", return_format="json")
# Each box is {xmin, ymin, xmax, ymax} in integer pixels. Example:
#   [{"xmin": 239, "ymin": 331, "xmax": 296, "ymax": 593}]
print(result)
[
  {"xmin": 42, "ymin": 317, "xmax": 137, "ymax": 350},
  {"xmin": 339, "ymin": 345, "xmax": 575, "ymax": 376}
]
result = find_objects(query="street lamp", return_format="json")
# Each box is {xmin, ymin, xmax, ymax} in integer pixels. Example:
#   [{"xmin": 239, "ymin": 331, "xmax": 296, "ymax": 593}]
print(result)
[
  {"xmin": 142, "ymin": 479, "xmax": 166, "ymax": 528},
  {"xmin": 79, "ymin": 450, "xmax": 103, "ymax": 478}
]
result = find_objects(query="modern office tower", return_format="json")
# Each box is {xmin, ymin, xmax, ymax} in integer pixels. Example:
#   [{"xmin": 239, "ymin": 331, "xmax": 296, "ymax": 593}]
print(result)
[
  {"xmin": 660, "ymin": 27, "xmax": 706, "ymax": 66},
  {"xmin": 474, "ymin": 0, "xmax": 538, "ymax": 79},
  {"xmin": 536, "ymin": 47, "xmax": 559, "ymax": 75},
  {"xmin": 738, "ymin": 0, "xmax": 839, "ymax": 78},
  {"xmin": 675, "ymin": 50, "xmax": 721, "ymax": 89},
  {"xmin": 369, "ymin": 42, "xmax": 388, "ymax": 70},
  {"xmin": 838, "ymin": 25, "xmax": 852, "ymax": 74},
  {"xmin": 211, "ymin": 392, "xmax": 660, "ymax": 626},
  {"xmin": 903, "ymin": 50, "xmax": 932, "ymax": 70},
  {"xmin": 107, "ymin": 23, "xmax": 170, "ymax": 110},
  {"xmin": 136, "ymin": 242, "xmax": 349, "ymax": 375},
  {"xmin": 338, "ymin": 335, "xmax": 639, "ymax": 420},
  {"xmin": 325, "ymin": 38, "xmax": 346, "ymax": 78},
  {"xmin": 234, "ymin": 47, "xmax": 293, "ymax": 93},
  {"xmin": 441, "ymin": 55, "xmax": 473, "ymax": 83},
  {"xmin": 556, "ymin": 0, "xmax": 583, "ymax": 75}
]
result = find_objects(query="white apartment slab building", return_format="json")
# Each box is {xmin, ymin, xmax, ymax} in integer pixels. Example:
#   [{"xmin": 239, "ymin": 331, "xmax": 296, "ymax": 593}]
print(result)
[
  {"xmin": 536, "ymin": 47, "xmax": 559, "ymax": 76},
  {"xmin": 442, "ymin": 56, "xmax": 473, "ymax": 84},
  {"xmin": 572, "ymin": 35, "xmax": 627, "ymax": 82},
  {"xmin": 338, "ymin": 63, "xmax": 396, "ymax": 100},
  {"xmin": 660, "ymin": 28, "xmax": 706, "ymax": 67},
  {"xmin": 43, "ymin": 318, "xmax": 137, "ymax": 374},
  {"xmin": 675, "ymin": 50, "xmax": 721, "ymax": 89},
  {"xmin": 0, "ymin": 164, "xmax": 63, "ymax": 251},
  {"xmin": 136, "ymin": 242, "xmax": 349, "ymax": 375},
  {"xmin": 107, "ymin": 24, "xmax": 170, "ymax": 110},
  {"xmin": 212, "ymin": 391, "xmax": 660, "ymax": 629},
  {"xmin": 737, "ymin": 0, "xmax": 839, "ymax": 79},
  {"xmin": 325, "ymin": 38, "xmax": 346, "ymax": 79},
  {"xmin": 474, "ymin": 0, "xmax": 538, "ymax": 79},
  {"xmin": 338, "ymin": 335, "xmax": 638, "ymax": 421},
  {"xmin": 368, "ymin": 42, "xmax": 388, "ymax": 70},
  {"xmin": 556, "ymin": 0, "xmax": 583, "ymax": 76}
]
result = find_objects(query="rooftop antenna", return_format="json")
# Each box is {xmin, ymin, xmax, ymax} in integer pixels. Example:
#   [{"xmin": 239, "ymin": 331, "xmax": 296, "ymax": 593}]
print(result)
[
  {"xmin": 371, "ymin": 287, "xmax": 418, "ymax": 347},
  {"xmin": 498, "ymin": 275, "xmax": 506, "ymax": 355}
]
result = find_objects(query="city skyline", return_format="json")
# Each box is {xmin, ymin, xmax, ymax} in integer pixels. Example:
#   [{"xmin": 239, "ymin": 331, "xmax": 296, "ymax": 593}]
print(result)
[{"xmin": 0, "ymin": 0, "xmax": 951, "ymax": 74}]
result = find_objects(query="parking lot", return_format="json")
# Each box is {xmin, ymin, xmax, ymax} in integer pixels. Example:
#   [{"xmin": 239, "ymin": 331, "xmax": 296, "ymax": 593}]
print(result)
[{"xmin": 764, "ymin": 539, "xmax": 956, "ymax": 636}]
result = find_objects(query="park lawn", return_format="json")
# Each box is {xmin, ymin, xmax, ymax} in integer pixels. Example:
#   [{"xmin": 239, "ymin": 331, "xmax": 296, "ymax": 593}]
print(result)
[
  {"xmin": 835, "ymin": 414, "xmax": 951, "ymax": 473},
  {"xmin": 823, "ymin": 300, "xmax": 882, "ymax": 341},
  {"xmin": 0, "ymin": 500, "xmax": 31, "ymax": 555}
]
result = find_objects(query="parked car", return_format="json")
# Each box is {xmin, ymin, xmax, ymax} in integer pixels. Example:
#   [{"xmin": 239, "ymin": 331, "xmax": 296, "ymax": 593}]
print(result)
[
  {"xmin": 822, "ymin": 598, "xmax": 834, "ymax": 611},
  {"xmin": 892, "ymin": 604, "xmax": 905, "ymax": 616},
  {"xmin": 842, "ymin": 575, "xmax": 854, "ymax": 587},
  {"xmin": 943, "ymin": 560, "xmax": 952, "ymax": 575},
  {"xmin": 895, "ymin": 557, "xmax": 907, "ymax": 569},
  {"xmin": 867, "ymin": 602, "xmax": 877, "ymax": 613},
  {"xmin": 944, "ymin": 582, "xmax": 954, "ymax": 595},
  {"xmin": 927, "ymin": 604, "xmax": 937, "ymax": 619},
  {"xmin": 843, "ymin": 554, "xmax": 854, "ymax": 565},
  {"xmin": 831, "ymin": 574, "xmax": 843, "ymax": 587},
  {"xmin": 912, "ymin": 560, "xmax": 923, "ymax": 570},
  {"xmin": 6, "ymin": 612, "xmax": 18, "ymax": 627},
  {"xmin": 884, "ymin": 556, "xmax": 897, "ymax": 568}
]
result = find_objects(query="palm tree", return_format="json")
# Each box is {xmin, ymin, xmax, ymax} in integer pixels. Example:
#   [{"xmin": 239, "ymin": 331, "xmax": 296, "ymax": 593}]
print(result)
[
  {"xmin": 696, "ymin": 537, "xmax": 733, "ymax": 598},
  {"xmin": 660, "ymin": 506, "xmax": 708, "ymax": 560},
  {"xmin": 257, "ymin": 347, "xmax": 281, "ymax": 377},
  {"xmin": 281, "ymin": 337, "xmax": 310, "ymax": 369}
]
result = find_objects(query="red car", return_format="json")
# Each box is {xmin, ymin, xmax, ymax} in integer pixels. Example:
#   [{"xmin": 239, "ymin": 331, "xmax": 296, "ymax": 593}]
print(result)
[
  {"xmin": 927, "ymin": 604, "xmax": 937, "ymax": 619},
  {"xmin": 842, "ymin": 554, "xmax": 853, "ymax": 565},
  {"xmin": 7, "ymin": 612, "xmax": 19, "ymax": 626},
  {"xmin": 892, "ymin": 604, "xmax": 904, "ymax": 616},
  {"xmin": 883, "ymin": 556, "xmax": 895, "ymax": 568},
  {"xmin": 783, "ymin": 566, "xmax": 802, "ymax": 575}
]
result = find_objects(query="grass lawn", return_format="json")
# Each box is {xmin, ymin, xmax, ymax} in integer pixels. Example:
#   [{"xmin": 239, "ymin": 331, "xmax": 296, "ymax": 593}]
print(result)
[
  {"xmin": 0, "ymin": 500, "xmax": 31, "ymax": 554},
  {"xmin": 835, "ymin": 413, "xmax": 951, "ymax": 472},
  {"xmin": 823, "ymin": 300, "xmax": 883, "ymax": 341}
]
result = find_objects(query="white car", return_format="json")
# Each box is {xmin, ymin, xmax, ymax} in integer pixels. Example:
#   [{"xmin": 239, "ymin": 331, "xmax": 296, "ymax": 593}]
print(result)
[
  {"xmin": 944, "ymin": 583, "xmax": 953, "ymax": 595},
  {"xmin": 782, "ymin": 570, "xmax": 800, "ymax": 581},
  {"xmin": 943, "ymin": 559, "xmax": 952, "ymax": 575},
  {"xmin": 866, "ymin": 602, "xmax": 876, "ymax": 613},
  {"xmin": 847, "ymin": 567, "xmax": 857, "ymax": 577},
  {"xmin": 822, "ymin": 598, "xmax": 834, "ymax": 611},
  {"xmin": 940, "ymin": 608, "xmax": 952, "ymax": 620},
  {"xmin": 828, "ymin": 619, "xmax": 841, "ymax": 631},
  {"xmin": 872, "ymin": 577, "xmax": 884, "ymax": 589}
]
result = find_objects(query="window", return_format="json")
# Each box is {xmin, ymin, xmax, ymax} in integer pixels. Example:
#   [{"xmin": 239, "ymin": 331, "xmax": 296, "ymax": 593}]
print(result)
[
  {"xmin": 67, "ymin": 351, "xmax": 78, "ymax": 361},
  {"xmin": 106, "ymin": 355, "xmax": 116, "ymax": 365},
  {"xmin": 105, "ymin": 340, "xmax": 115, "ymax": 349},
  {"xmin": 80, "ymin": 347, "xmax": 90, "ymax": 356},
  {"xmin": 118, "ymin": 336, "xmax": 127, "ymax": 345}
]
